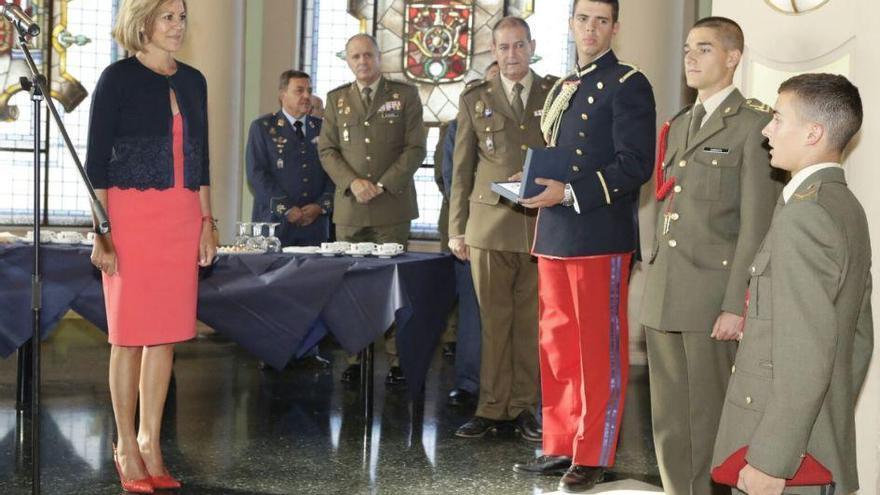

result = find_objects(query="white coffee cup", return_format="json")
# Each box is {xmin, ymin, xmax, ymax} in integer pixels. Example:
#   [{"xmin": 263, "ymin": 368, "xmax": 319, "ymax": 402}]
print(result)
[
  {"xmin": 376, "ymin": 243, "xmax": 404, "ymax": 255},
  {"xmin": 333, "ymin": 241, "xmax": 351, "ymax": 252},
  {"xmin": 353, "ymin": 242, "xmax": 376, "ymax": 254},
  {"xmin": 56, "ymin": 231, "xmax": 84, "ymax": 243}
]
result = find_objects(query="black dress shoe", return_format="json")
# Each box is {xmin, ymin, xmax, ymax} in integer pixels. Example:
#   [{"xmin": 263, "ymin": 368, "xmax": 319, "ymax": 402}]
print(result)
[
  {"xmin": 442, "ymin": 342, "xmax": 456, "ymax": 358},
  {"xmin": 559, "ymin": 465, "xmax": 605, "ymax": 493},
  {"xmin": 340, "ymin": 364, "xmax": 360, "ymax": 383},
  {"xmin": 455, "ymin": 416, "xmax": 503, "ymax": 438},
  {"xmin": 514, "ymin": 411, "xmax": 542, "ymax": 442},
  {"xmin": 385, "ymin": 366, "xmax": 406, "ymax": 386},
  {"xmin": 512, "ymin": 455, "xmax": 572, "ymax": 476},
  {"xmin": 447, "ymin": 388, "xmax": 476, "ymax": 407}
]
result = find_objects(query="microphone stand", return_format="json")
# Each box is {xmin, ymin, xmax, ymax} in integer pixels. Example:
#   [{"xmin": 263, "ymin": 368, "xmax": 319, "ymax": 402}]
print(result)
[{"xmin": 11, "ymin": 22, "xmax": 110, "ymax": 495}]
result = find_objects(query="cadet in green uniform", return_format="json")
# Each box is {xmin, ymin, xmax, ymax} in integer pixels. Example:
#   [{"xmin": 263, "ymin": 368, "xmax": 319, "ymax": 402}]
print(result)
[
  {"xmin": 713, "ymin": 73, "xmax": 872, "ymax": 495},
  {"xmin": 639, "ymin": 18, "xmax": 782, "ymax": 495},
  {"xmin": 448, "ymin": 16, "xmax": 557, "ymax": 442},
  {"xmin": 319, "ymin": 33, "xmax": 427, "ymax": 385}
]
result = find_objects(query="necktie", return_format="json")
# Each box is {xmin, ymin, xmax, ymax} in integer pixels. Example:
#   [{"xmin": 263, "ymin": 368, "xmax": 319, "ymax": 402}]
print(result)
[
  {"xmin": 688, "ymin": 103, "xmax": 706, "ymax": 145},
  {"xmin": 512, "ymin": 82, "xmax": 525, "ymax": 121},
  {"xmin": 362, "ymin": 87, "xmax": 373, "ymax": 109},
  {"xmin": 294, "ymin": 120, "xmax": 305, "ymax": 140}
]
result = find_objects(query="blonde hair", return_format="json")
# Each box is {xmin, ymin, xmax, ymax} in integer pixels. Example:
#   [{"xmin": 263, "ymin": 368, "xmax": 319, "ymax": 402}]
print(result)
[{"xmin": 112, "ymin": 0, "xmax": 187, "ymax": 53}]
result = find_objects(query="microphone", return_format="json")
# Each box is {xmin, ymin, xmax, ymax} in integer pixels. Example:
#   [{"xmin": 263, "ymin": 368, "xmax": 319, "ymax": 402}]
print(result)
[{"xmin": 1, "ymin": 3, "xmax": 40, "ymax": 37}]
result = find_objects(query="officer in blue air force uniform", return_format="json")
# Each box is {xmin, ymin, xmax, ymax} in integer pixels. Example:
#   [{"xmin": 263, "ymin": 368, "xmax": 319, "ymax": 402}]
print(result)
[{"xmin": 247, "ymin": 70, "xmax": 333, "ymax": 247}]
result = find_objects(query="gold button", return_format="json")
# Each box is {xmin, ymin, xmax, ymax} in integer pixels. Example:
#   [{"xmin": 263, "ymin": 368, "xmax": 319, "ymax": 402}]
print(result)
[
  {"xmin": 588, "ymin": 96, "xmax": 595, "ymax": 104},
  {"xmin": 668, "ymin": 240, "xmax": 677, "ymax": 248},
  {"xmin": 302, "ymin": 192, "xmax": 308, "ymax": 197},
  {"xmin": 366, "ymin": 173, "xmax": 372, "ymax": 178},
  {"xmin": 745, "ymin": 396, "xmax": 753, "ymax": 405},
  {"xmin": 678, "ymin": 160, "xmax": 687, "ymax": 168},
  {"xmin": 578, "ymin": 131, "xmax": 585, "ymax": 137},
  {"xmin": 673, "ymin": 185, "xmax": 682, "ymax": 193},
  {"xmin": 731, "ymin": 364, "xmax": 736, "ymax": 374},
  {"xmin": 302, "ymin": 164, "xmax": 308, "ymax": 168},
  {"xmin": 485, "ymin": 126, "xmax": 491, "ymax": 132},
  {"xmin": 724, "ymin": 106, "xmax": 731, "ymax": 114},
  {"xmin": 389, "ymin": 120, "xmax": 395, "ymax": 124},
  {"xmin": 303, "ymin": 177, "xmax": 309, "ymax": 182},
  {"xmin": 751, "ymin": 266, "xmax": 756, "ymax": 274},
  {"xmin": 520, "ymin": 124, "xmax": 526, "ymax": 130},
  {"xmin": 613, "ymin": 188, "xmax": 619, "ymax": 193},
  {"xmin": 521, "ymin": 144, "xmax": 528, "ymax": 151},
  {"xmin": 670, "ymin": 213, "xmax": 679, "ymax": 221},
  {"xmin": 581, "ymin": 113, "xmax": 589, "ymax": 121},
  {"xmin": 722, "ymin": 260, "xmax": 728, "ymax": 267},
  {"xmin": 365, "ymin": 137, "xmax": 371, "ymax": 144},
  {"xmin": 576, "ymin": 149, "xmax": 583, "ymax": 155},
  {"xmin": 597, "ymin": 81, "xmax": 604, "ymax": 89},
  {"xmin": 366, "ymin": 156, "xmax": 372, "ymax": 161},
  {"xmin": 712, "ymin": 159, "xmax": 718, "ymax": 166},
  {"xmin": 364, "ymin": 121, "xmax": 370, "ymax": 127},
  {"xmin": 572, "ymin": 166, "xmax": 580, "ymax": 172},
  {"xmin": 478, "ymin": 194, "xmax": 483, "ymax": 199}
]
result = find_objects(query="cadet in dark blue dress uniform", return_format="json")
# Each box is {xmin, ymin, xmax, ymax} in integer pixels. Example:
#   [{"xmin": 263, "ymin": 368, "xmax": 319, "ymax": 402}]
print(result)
[
  {"xmin": 246, "ymin": 70, "xmax": 333, "ymax": 247},
  {"xmin": 513, "ymin": 1, "xmax": 656, "ymax": 492}
]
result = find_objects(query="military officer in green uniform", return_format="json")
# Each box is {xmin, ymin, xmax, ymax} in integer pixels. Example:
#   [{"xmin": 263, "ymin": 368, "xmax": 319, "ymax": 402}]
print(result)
[
  {"xmin": 448, "ymin": 16, "xmax": 557, "ymax": 442},
  {"xmin": 639, "ymin": 17, "xmax": 782, "ymax": 495},
  {"xmin": 712, "ymin": 73, "xmax": 872, "ymax": 495},
  {"xmin": 319, "ymin": 33, "xmax": 427, "ymax": 385}
]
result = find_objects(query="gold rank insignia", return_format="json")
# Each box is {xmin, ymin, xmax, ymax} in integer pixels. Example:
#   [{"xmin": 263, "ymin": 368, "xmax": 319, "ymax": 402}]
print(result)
[
  {"xmin": 392, "ymin": 92, "xmax": 399, "ymax": 99},
  {"xmin": 793, "ymin": 182, "xmax": 820, "ymax": 200},
  {"xmin": 276, "ymin": 203, "xmax": 286, "ymax": 215},
  {"xmin": 343, "ymin": 129, "xmax": 350, "ymax": 142},
  {"xmin": 337, "ymin": 98, "xmax": 344, "ymax": 108},
  {"xmin": 269, "ymin": 127, "xmax": 277, "ymax": 135},
  {"xmin": 745, "ymin": 99, "xmax": 772, "ymax": 113},
  {"xmin": 277, "ymin": 118, "xmax": 285, "ymax": 127},
  {"xmin": 344, "ymin": 106, "xmax": 351, "ymax": 115},
  {"xmin": 309, "ymin": 120, "xmax": 316, "ymax": 129},
  {"xmin": 475, "ymin": 100, "xmax": 484, "ymax": 115}
]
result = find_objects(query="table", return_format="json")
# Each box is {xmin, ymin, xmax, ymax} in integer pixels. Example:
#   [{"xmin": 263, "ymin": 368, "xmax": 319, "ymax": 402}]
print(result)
[{"xmin": 0, "ymin": 244, "xmax": 456, "ymax": 399}]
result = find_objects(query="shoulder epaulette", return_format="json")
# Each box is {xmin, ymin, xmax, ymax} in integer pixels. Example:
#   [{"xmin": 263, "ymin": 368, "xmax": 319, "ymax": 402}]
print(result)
[
  {"xmin": 462, "ymin": 79, "xmax": 489, "ymax": 96},
  {"xmin": 744, "ymin": 98, "xmax": 772, "ymax": 113},
  {"xmin": 668, "ymin": 104, "xmax": 694, "ymax": 123},
  {"xmin": 328, "ymin": 82, "xmax": 352, "ymax": 94},
  {"xmin": 617, "ymin": 61, "xmax": 641, "ymax": 83},
  {"xmin": 792, "ymin": 181, "xmax": 821, "ymax": 202}
]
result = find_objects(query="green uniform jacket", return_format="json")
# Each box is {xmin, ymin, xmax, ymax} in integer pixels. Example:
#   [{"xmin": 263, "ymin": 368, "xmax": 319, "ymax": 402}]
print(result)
[
  {"xmin": 318, "ymin": 77, "xmax": 426, "ymax": 227},
  {"xmin": 449, "ymin": 71, "xmax": 557, "ymax": 253},
  {"xmin": 712, "ymin": 167, "xmax": 873, "ymax": 494},
  {"xmin": 640, "ymin": 90, "xmax": 781, "ymax": 333}
]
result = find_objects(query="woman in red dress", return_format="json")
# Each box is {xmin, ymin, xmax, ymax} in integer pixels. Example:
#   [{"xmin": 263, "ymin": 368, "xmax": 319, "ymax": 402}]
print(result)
[{"xmin": 86, "ymin": 0, "xmax": 215, "ymax": 492}]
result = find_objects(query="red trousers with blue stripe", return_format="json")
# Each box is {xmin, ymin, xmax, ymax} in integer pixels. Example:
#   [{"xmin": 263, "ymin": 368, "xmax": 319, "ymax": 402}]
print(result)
[{"xmin": 537, "ymin": 253, "xmax": 631, "ymax": 467}]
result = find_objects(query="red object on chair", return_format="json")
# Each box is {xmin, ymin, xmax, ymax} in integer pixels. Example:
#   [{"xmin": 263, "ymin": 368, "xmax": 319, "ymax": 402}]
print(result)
[{"xmin": 711, "ymin": 446, "xmax": 834, "ymax": 487}]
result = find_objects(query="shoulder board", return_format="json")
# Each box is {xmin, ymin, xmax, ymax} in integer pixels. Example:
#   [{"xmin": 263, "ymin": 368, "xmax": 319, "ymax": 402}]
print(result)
[
  {"xmin": 461, "ymin": 79, "xmax": 489, "ymax": 96},
  {"xmin": 464, "ymin": 78, "xmax": 484, "ymax": 90},
  {"xmin": 328, "ymin": 82, "xmax": 352, "ymax": 95},
  {"xmin": 385, "ymin": 78, "xmax": 415, "ymax": 89},
  {"xmin": 792, "ymin": 181, "xmax": 821, "ymax": 202},
  {"xmin": 617, "ymin": 61, "xmax": 641, "ymax": 83},
  {"xmin": 744, "ymin": 98, "xmax": 772, "ymax": 113},
  {"xmin": 259, "ymin": 112, "xmax": 278, "ymax": 127}
]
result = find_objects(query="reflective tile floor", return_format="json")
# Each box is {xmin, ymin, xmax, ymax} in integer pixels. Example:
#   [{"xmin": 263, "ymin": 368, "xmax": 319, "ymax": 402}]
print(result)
[{"xmin": 0, "ymin": 320, "xmax": 659, "ymax": 494}]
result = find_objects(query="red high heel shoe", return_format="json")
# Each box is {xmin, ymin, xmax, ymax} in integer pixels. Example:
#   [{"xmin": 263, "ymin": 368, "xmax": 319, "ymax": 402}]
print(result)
[
  {"xmin": 112, "ymin": 444, "xmax": 154, "ymax": 494},
  {"xmin": 149, "ymin": 472, "xmax": 182, "ymax": 490}
]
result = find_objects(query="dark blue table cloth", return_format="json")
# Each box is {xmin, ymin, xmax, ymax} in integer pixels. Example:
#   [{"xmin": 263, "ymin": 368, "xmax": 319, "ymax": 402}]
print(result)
[{"xmin": 0, "ymin": 244, "xmax": 456, "ymax": 398}]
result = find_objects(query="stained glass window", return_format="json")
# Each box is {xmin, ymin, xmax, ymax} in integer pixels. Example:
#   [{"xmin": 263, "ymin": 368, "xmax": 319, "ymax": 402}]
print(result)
[{"xmin": 0, "ymin": 0, "xmax": 119, "ymax": 226}]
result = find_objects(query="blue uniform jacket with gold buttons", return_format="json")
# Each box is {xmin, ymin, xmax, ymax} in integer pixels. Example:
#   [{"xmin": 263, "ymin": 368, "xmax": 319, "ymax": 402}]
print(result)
[
  {"xmin": 533, "ymin": 50, "xmax": 655, "ymax": 259},
  {"xmin": 246, "ymin": 112, "xmax": 334, "ymax": 246}
]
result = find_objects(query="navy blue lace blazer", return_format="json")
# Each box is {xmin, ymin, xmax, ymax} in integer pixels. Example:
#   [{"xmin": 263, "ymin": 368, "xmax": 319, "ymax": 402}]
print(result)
[{"xmin": 85, "ymin": 57, "xmax": 210, "ymax": 191}]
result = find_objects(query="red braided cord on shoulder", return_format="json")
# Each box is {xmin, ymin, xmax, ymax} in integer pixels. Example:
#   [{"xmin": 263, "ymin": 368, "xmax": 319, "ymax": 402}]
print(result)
[{"xmin": 654, "ymin": 121, "xmax": 674, "ymax": 201}]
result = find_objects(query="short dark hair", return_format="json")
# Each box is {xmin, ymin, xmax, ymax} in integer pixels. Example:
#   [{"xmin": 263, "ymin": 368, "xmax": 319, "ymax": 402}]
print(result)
[
  {"xmin": 572, "ymin": 0, "xmax": 619, "ymax": 23},
  {"xmin": 279, "ymin": 70, "xmax": 310, "ymax": 91},
  {"xmin": 692, "ymin": 16, "xmax": 744, "ymax": 52},
  {"xmin": 779, "ymin": 73, "xmax": 863, "ymax": 152},
  {"xmin": 492, "ymin": 16, "xmax": 532, "ymax": 42}
]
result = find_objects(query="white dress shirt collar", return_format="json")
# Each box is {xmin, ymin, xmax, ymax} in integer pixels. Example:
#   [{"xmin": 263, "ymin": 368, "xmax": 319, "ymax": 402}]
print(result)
[
  {"xmin": 783, "ymin": 162, "xmax": 842, "ymax": 203},
  {"xmin": 695, "ymin": 84, "xmax": 737, "ymax": 126},
  {"xmin": 281, "ymin": 108, "xmax": 308, "ymax": 136},
  {"xmin": 499, "ymin": 70, "xmax": 533, "ymax": 107}
]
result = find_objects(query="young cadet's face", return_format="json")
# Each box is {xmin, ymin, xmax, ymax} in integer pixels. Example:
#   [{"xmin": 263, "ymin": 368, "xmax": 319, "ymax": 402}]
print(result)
[
  {"xmin": 492, "ymin": 26, "xmax": 535, "ymax": 81},
  {"xmin": 570, "ymin": 0, "xmax": 618, "ymax": 63},
  {"xmin": 684, "ymin": 27, "xmax": 739, "ymax": 92},
  {"xmin": 762, "ymin": 91, "xmax": 811, "ymax": 171}
]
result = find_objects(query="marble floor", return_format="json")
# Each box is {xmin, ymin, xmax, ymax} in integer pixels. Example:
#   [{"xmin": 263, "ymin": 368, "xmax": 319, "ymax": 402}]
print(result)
[{"xmin": 0, "ymin": 319, "xmax": 660, "ymax": 494}]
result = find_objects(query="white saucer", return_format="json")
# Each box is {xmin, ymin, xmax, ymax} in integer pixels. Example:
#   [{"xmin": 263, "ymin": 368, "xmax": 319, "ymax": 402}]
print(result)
[
  {"xmin": 282, "ymin": 246, "xmax": 320, "ymax": 254},
  {"xmin": 372, "ymin": 250, "xmax": 403, "ymax": 258}
]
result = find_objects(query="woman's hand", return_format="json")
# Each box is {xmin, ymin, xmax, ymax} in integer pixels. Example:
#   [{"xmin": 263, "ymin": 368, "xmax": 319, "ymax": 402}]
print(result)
[
  {"xmin": 199, "ymin": 220, "xmax": 217, "ymax": 267},
  {"xmin": 90, "ymin": 234, "xmax": 118, "ymax": 276}
]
